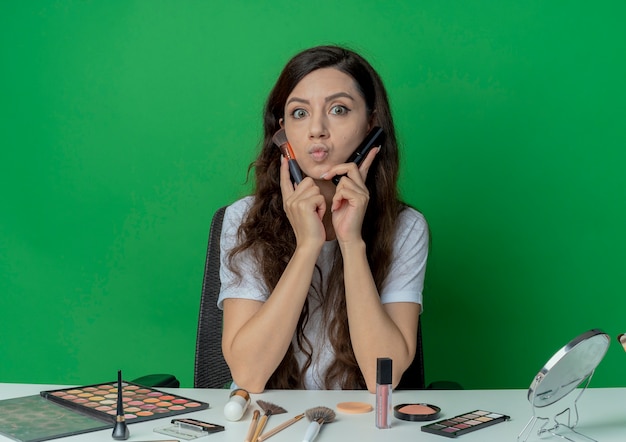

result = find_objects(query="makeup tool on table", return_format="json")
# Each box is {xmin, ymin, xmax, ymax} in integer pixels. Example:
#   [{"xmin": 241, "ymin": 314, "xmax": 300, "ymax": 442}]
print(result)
[
  {"xmin": 41, "ymin": 380, "xmax": 208, "ymax": 424},
  {"xmin": 617, "ymin": 333, "xmax": 626, "ymax": 351},
  {"xmin": 517, "ymin": 328, "xmax": 610, "ymax": 442},
  {"xmin": 301, "ymin": 406, "xmax": 335, "ymax": 442},
  {"xmin": 112, "ymin": 370, "xmax": 130, "ymax": 440},
  {"xmin": 394, "ymin": 403, "xmax": 441, "ymax": 421},
  {"xmin": 2, "ymin": 375, "xmax": 210, "ymax": 442},
  {"xmin": 256, "ymin": 413, "xmax": 305, "ymax": 441},
  {"xmin": 332, "ymin": 126, "xmax": 385, "ymax": 185},
  {"xmin": 154, "ymin": 418, "xmax": 224, "ymax": 440},
  {"xmin": 421, "ymin": 410, "xmax": 510, "ymax": 438},
  {"xmin": 336, "ymin": 402, "xmax": 373, "ymax": 414},
  {"xmin": 250, "ymin": 400, "xmax": 287, "ymax": 442},
  {"xmin": 243, "ymin": 409, "xmax": 260, "ymax": 442},
  {"xmin": 224, "ymin": 388, "xmax": 251, "ymax": 421},
  {"xmin": 273, "ymin": 128, "xmax": 304, "ymax": 184},
  {"xmin": 375, "ymin": 357, "xmax": 392, "ymax": 429}
]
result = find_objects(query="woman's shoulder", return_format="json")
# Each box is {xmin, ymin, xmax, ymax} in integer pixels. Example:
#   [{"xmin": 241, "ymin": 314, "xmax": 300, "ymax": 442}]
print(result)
[
  {"xmin": 224, "ymin": 196, "xmax": 254, "ymax": 218},
  {"xmin": 221, "ymin": 196, "xmax": 255, "ymax": 234},
  {"xmin": 397, "ymin": 205, "xmax": 428, "ymax": 232}
]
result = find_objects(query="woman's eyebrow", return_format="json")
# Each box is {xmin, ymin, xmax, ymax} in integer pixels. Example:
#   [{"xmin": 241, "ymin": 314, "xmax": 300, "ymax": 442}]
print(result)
[
  {"xmin": 286, "ymin": 96, "xmax": 308, "ymax": 106},
  {"xmin": 286, "ymin": 92, "xmax": 355, "ymax": 106},
  {"xmin": 325, "ymin": 92, "xmax": 355, "ymax": 102}
]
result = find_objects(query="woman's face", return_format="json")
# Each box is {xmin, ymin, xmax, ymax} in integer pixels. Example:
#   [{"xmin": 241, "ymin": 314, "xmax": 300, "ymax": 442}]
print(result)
[{"xmin": 282, "ymin": 67, "xmax": 371, "ymax": 180}]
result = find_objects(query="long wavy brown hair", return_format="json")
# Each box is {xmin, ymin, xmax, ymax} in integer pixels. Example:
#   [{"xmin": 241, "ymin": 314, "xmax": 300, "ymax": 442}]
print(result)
[{"xmin": 228, "ymin": 45, "xmax": 405, "ymax": 389}]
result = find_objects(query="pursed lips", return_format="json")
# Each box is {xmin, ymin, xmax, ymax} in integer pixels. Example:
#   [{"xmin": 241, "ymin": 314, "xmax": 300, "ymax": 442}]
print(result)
[{"xmin": 308, "ymin": 144, "xmax": 329, "ymax": 162}]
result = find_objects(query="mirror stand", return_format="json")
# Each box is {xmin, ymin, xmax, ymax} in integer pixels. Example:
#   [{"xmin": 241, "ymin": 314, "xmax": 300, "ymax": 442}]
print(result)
[{"xmin": 518, "ymin": 372, "xmax": 596, "ymax": 442}]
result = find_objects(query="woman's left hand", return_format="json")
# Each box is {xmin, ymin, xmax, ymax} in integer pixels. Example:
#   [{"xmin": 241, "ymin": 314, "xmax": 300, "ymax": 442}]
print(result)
[{"xmin": 324, "ymin": 147, "xmax": 380, "ymax": 244}]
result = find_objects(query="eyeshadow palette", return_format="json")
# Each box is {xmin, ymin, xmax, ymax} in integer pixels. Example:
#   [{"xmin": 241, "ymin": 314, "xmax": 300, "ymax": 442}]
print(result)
[
  {"xmin": 40, "ymin": 381, "xmax": 209, "ymax": 424},
  {"xmin": 421, "ymin": 410, "xmax": 510, "ymax": 438},
  {"xmin": 0, "ymin": 395, "xmax": 111, "ymax": 442}
]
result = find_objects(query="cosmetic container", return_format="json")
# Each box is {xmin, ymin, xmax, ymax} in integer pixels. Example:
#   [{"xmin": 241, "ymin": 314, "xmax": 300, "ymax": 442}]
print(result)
[
  {"xmin": 223, "ymin": 388, "xmax": 251, "ymax": 421},
  {"xmin": 375, "ymin": 357, "xmax": 392, "ymax": 429}
]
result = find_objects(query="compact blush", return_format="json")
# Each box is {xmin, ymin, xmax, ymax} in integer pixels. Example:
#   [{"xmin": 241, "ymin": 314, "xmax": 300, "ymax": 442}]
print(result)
[{"xmin": 394, "ymin": 403, "xmax": 441, "ymax": 421}]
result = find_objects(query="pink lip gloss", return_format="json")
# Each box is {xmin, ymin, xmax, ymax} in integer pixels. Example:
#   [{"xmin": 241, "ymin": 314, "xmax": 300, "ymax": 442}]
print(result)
[{"xmin": 376, "ymin": 357, "xmax": 392, "ymax": 429}]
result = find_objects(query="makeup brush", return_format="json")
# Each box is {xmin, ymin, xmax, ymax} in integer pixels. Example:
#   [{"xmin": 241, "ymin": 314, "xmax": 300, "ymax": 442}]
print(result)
[
  {"xmin": 618, "ymin": 333, "xmax": 626, "ymax": 351},
  {"xmin": 302, "ymin": 406, "xmax": 336, "ymax": 442},
  {"xmin": 112, "ymin": 370, "xmax": 130, "ymax": 440},
  {"xmin": 251, "ymin": 400, "xmax": 287, "ymax": 442},
  {"xmin": 257, "ymin": 412, "xmax": 305, "ymax": 441},
  {"xmin": 272, "ymin": 128, "xmax": 304, "ymax": 184},
  {"xmin": 244, "ymin": 409, "xmax": 260, "ymax": 442}
]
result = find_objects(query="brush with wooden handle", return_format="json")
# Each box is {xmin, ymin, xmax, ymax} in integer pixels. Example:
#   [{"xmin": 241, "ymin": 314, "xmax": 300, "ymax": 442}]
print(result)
[
  {"xmin": 257, "ymin": 413, "xmax": 305, "ymax": 441},
  {"xmin": 243, "ymin": 409, "xmax": 260, "ymax": 442},
  {"xmin": 251, "ymin": 400, "xmax": 287, "ymax": 442}
]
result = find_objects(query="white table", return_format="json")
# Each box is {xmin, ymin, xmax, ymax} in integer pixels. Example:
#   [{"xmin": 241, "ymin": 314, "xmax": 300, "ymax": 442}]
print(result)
[{"xmin": 1, "ymin": 384, "xmax": 624, "ymax": 441}]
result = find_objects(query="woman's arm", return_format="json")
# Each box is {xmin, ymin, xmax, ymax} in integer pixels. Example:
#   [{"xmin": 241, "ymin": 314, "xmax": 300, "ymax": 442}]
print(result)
[
  {"xmin": 327, "ymin": 150, "xmax": 425, "ymax": 392},
  {"xmin": 222, "ymin": 158, "xmax": 328, "ymax": 393},
  {"xmin": 221, "ymin": 243, "xmax": 319, "ymax": 393},
  {"xmin": 341, "ymin": 240, "xmax": 420, "ymax": 392}
]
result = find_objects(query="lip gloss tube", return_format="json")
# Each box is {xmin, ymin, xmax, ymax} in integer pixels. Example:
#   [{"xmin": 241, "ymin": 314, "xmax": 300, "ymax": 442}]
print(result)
[{"xmin": 376, "ymin": 357, "xmax": 392, "ymax": 429}]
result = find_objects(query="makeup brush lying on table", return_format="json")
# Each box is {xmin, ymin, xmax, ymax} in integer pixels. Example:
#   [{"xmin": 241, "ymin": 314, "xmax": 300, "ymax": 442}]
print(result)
[
  {"xmin": 243, "ymin": 409, "xmax": 260, "ymax": 442},
  {"xmin": 257, "ymin": 412, "xmax": 305, "ymax": 441},
  {"xmin": 302, "ymin": 406, "xmax": 336, "ymax": 442},
  {"xmin": 250, "ymin": 400, "xmax": 287, "ymax": 442}
]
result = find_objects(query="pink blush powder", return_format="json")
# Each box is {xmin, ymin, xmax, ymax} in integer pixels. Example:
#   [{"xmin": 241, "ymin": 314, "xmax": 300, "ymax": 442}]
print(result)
[{"xmin": 399, "ymin": 404, "xmax": 437, "ymax": 415}]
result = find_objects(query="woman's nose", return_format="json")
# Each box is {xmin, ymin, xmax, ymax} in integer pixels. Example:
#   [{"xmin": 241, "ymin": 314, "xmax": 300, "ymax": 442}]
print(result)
[{"xmin": 308, "ymin": 114, "xmax": 329, "ymax": 139}]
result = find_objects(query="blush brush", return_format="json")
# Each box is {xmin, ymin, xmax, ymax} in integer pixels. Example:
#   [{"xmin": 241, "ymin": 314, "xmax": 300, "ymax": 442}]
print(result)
[
  {"xmin": 302, "ymin": 406, "xmax": 336, "ymax": 442},
  {"xmin": 251, "ymin": 400, "xmax": 287, "ymax": 442},
  {"xmin": 273, "ymin": 129, "xmax": 304, "ymax": 184}
]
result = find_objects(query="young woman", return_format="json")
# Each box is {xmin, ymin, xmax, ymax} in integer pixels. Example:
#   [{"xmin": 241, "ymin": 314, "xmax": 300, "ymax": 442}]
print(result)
[{"xmin": 218, "ymin": 45, "xmax": 428, "ymax": 393}]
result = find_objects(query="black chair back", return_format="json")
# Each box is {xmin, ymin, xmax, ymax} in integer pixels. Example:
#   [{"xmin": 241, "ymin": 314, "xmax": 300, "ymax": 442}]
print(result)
[{"xmin": 194, "ymin": 206, "xmax": 231, "ymax": 388}]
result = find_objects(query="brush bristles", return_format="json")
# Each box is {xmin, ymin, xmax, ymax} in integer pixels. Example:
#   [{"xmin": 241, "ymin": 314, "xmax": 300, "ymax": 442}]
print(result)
[
  {"xmin": 305, "ymin": 406, "xmax": 336, "ymax": 424},
  {"xmin": 272, "ymin": 129, "xmax": 288, "ymax": 147},
  {"xmin": 256, "ymin": 400, "xmax": 287, "ymax": 415}
]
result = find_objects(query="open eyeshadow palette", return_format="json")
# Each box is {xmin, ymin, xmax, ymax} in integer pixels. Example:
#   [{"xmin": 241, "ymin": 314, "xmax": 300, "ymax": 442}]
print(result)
[
  {"xmin": 421, "ymin": 409, "xmax": 510, "ymax": 438},
  {"xmin": 40, "ymin": 381, "xmax": 209, "ymax": 424},
  {"xmin": 0, "ymin": 395, "xmax": 111, "ymax": 442}
]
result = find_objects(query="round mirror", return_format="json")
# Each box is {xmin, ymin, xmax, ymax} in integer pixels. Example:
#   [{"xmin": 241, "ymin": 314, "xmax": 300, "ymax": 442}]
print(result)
[{"xmin": 528, "ymin": 329, "xmax": 610, "ymax": 407}]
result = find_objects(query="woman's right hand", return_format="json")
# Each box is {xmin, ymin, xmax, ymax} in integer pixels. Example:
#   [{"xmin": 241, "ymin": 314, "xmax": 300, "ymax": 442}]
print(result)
[{"xmin": 280, "ymin": 156, "xmax": 326, "ymax": 251}]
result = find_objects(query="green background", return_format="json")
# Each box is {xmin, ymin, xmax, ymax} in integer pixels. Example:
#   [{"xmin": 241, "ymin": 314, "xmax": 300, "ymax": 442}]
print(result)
[{"xmin": 1, "ymin": 1, "xmax": 625, "ymax": 390}]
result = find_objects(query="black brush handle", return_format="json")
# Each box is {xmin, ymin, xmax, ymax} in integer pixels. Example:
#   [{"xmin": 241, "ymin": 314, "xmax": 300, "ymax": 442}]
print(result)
[
  {"xmin": 332, "ymin": 126, "xmax": 385, "ymax": 185},
  {"xmin": 288, "ymin": 159, "xmax": 304, "ymax": 184}
]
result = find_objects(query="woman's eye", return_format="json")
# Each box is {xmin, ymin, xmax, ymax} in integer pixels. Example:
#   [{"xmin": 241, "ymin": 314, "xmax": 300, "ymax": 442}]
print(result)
[
  {"xmin": 330, "ymin": 105, "xmax": 349, "ymax": 115},
  {"xmin": 292, "ymin": 108, "xmax": 308, "ymax": 119}
]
